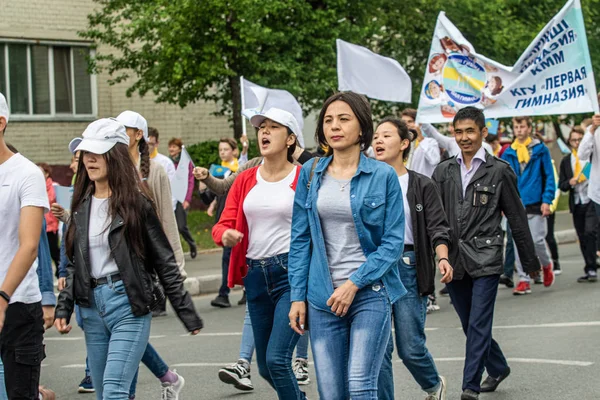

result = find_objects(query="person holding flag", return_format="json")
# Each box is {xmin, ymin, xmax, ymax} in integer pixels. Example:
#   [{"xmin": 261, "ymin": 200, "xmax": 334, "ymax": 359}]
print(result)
[
  {"xmin": 560, "ymin": 126, "xmax": 597, "ymax": 282},
  {"xmin": 501, "ymin": 116, "xmax": 555, "ymax": 295},
  {"xmin": 401, "ymin": 109, "xmax": 440, "ymax": 178}
]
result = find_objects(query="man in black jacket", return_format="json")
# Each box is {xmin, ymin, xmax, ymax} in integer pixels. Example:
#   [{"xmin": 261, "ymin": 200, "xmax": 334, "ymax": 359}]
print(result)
[
  {"xmin": 432, "ymin": 107, "xmax": 538, "ymax": 400},
  {"xmin": 558, "ymin": 126, "xmax": 598, "ymax": 282}
]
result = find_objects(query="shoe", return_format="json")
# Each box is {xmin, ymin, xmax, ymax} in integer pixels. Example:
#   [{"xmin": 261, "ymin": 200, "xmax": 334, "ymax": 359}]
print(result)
[
  {"xmin": 293, "ymin": 359, "xmax": 310, "ymax": 385},
  {"xmin": 480, "ymin": 366, "xmax": 511, "ymax": 392},
  {"xmin": 460, "ymin": 389, "xmax": 479, "ymax": 400},
  {"xmin": 218, "ymin": 360, "xmax": 254, "ymax": 391},
  {"xmin": 211, "ymin": 295, "xmax": 231, "ymax": 308},
  {"xmin": 578, "ymin": 271, "xmax": 598, "ymax": 282},
  {"xmin": 39, "ymin": 386, "xmax": 56, "ymax": 400},
  {"xmin": 78, "ymin": 376, "xmax": 95, "ymax": 393},
  {"xmin": 439, "ymin": 286, "xmax": 449, "ymax": 296},
  {"xmin": 513, "ymin": 281, "xmax": 531, "ymax": 295},
  {"xmin": 499, "ymin": 274, "xmax": 514, "ymax": 288},
  {"xmin": 553, "ymin": 260, "xmax": 562, "ymax": 275},
  {"xmin": 237, "ymin": 291, "xmax": 247, "ymax": 305},
  {"xmin": 161, "ymin": 371, "xmax": 185, "ymax": 400},
  {"xmin": 426, "ymin": 295, "xmax": 440, "ymax": 314},
  {"xmin": 542, "ymin": 263, "xmax": 555, "ymax": 287},
  {"xmin": 152, "ymin": 309, "xmax": 168, "ymax": 318},
  {"xmin": 533, "ymin": 274, "xmax": 543, "ymax": 285},
  {"xmin": 190, "ymin": 246, "xmax": 197, "ymax": 259},
  {"xmin": 425, "ymin": 376, "xmax": 446, "ymax": 400}
]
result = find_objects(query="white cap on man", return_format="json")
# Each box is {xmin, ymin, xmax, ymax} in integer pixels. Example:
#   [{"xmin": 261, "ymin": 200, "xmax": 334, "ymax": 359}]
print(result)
[
  {"xmin": 250, "ymin": 108, "xmax": 304, "ymax": 148},
  {"xmin": 0, "ymin": 93, "xmax": 9, "ymax": 123},
  {"xmin": 116, "ymin": 110, "xmax": 148, "ymax": 141},
  {"xmin": 74, "ymin": 118, "xmax": 130, "ymax": 155}
]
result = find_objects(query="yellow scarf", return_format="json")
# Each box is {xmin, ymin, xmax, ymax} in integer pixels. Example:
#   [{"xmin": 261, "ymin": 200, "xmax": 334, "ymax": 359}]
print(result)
[
  {"xmin": 222, "ymin": 158, "xmax": 239, "ymax": 173},
  {"xmin": 511, "ymin": 137, "xmax": 532, "ymax": 164},
  {"xmin": 150, "ymin": 147, "xmax": 158, "ymax": 159},
  {"xmin": 573, "ymin": 149, "xmax": 587, "ymax": 183}
]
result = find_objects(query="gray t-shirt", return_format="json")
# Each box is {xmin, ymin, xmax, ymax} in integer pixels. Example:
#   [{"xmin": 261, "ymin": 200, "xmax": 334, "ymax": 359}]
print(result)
[{"xmin": 317, "ymin": 173, "xmax": 366, "ymax": 288}]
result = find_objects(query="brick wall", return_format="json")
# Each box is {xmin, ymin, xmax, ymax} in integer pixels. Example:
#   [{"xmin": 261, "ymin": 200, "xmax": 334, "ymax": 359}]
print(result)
[{"xmin": 1, "ymin": 0, "xmax": 233, "ymax": 164}]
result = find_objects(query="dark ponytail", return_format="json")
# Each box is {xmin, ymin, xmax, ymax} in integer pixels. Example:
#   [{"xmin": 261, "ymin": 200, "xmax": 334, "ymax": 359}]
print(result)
[{"xmin": 138, "ymin": 139, "xmax": 150, "ymax": 181}]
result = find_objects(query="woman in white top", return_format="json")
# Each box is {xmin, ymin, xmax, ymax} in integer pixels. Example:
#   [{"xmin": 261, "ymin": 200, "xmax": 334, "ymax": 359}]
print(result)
[{"xmin": 212, "ymin": 108, "xmax": 306, "ymax": 400}]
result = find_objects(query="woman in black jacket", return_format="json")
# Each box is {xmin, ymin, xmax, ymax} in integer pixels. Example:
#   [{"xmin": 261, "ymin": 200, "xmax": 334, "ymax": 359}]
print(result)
[
  {"xmin": 373, "ymin": 117, "xmax": 453, "ymax": 400},
  {"xmin": 55, "ymin": 118, "xmax": 202, "ymax": 399}
]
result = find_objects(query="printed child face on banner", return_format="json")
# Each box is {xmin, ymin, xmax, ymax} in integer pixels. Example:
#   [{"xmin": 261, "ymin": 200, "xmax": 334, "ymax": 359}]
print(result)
[
  {"xmin": 428, "ymin": 53, "xmax": 447, "ymax": 74},
  {"xmin": 425, "ymin": 80, "xmax": 443, "ymax": 99},
  {"xmin": 440, "ymin": 36, "xmax": 461, "ymax": 54},
  {"xmin": 441, "ymin": 104, "xmax": 458, "ymax": 118},
  {"xmin": 485, "ymin": 76, "xmax": 504, "ymax": 96}
]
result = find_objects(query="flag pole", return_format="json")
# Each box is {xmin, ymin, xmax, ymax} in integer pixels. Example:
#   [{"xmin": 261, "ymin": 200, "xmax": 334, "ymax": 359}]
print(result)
[{"xmin": 240, "ymin": 76, "xmax": 247, "ymax": 136}]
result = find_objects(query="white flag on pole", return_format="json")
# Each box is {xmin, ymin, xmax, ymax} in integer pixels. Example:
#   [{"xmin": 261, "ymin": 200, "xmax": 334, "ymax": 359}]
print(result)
[
  {"xmin": 241, "ymin": 78, "xmax": 305, "ymax": 147},
  {"xmin": 172, "ymin": 146, "xmax": 195, "ymax": 204},
  {"xmin": 336, "ymin": 39, "xmax": 412, "ymax": 103}
]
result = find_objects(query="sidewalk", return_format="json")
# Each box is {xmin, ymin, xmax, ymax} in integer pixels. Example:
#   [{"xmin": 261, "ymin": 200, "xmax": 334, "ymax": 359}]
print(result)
[{"xmin": 183, "ymin": 211, "xmax": 579, "ymax": 296}]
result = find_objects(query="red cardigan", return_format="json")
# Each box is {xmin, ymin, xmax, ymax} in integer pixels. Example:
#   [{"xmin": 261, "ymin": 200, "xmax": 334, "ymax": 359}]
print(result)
[{"xmin": 212, "ymin": 165, "xmax": 302, "ymax": 287}]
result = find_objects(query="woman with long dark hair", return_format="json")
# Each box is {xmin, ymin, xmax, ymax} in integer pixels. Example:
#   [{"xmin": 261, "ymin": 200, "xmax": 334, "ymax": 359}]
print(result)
[
  {"xmin": 55, "ymin": 118, "xmax": 202, "ymax": 399},
  {"xmin": 288, "ymin": 92, "xmax": 406, "ymax": 399},
  {"xmin": 212, "ymin": 108, "xmax": 306, "ymax": 399},
  {"xmin": 372, "ymin": 118, "xmax": 453, "ymax": 400}
]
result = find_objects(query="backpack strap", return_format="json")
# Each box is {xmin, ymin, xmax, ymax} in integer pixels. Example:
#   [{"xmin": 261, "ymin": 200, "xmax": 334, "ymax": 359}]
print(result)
[{"xmin": 307, "ymin": 157, "xmax": 321, "ymax": 190}]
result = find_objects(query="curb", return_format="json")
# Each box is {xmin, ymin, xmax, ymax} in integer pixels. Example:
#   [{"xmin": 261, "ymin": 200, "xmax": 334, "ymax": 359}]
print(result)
[{"xmin": 183, "ymin": 229, "xmax": 579, "ymax": 296}]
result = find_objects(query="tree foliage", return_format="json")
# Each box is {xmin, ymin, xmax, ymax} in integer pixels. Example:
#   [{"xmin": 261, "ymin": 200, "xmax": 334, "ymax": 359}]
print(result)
[{"xmin": 81, "ymin": 0, "xmax": 600, "ymax": 137}]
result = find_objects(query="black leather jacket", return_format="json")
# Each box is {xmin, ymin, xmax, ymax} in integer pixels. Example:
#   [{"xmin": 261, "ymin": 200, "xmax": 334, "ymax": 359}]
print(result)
[
  {"xmin": 55, "ymin": 194, "xmax": 203, "ymax": 332},
  {"xmin": 432, "ymin": 152, "xmax": 538, "ymax": 279},
  {"xmin": 406, "ymin": 170, "xmax": 451, "ymax": 296}
]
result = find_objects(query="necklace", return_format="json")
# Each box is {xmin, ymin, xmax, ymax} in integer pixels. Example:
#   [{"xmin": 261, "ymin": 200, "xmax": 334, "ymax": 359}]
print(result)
[{"xmin": 338, "ymin": 180, "xmax": 351, "ymax": 191}]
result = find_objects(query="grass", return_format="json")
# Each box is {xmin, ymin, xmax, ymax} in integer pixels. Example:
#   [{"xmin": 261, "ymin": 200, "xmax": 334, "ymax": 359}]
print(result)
[
  {"xmin": 180, "ymin": 210, "xmax": 218, "ymax": 251},
  {"xmin": 556, "ymin": 192, "xmax": 569, "ymax": 212}
]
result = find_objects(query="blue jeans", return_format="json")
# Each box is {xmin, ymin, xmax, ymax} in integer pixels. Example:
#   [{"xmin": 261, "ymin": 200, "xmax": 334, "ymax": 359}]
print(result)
[
  {"xmin": 240, "ymin": 305, "xmax": 255, "ymax": 363},
  {"xmin": 447, "ymin": 274, "xmax": 508, "ymax": 392},
  {"xmin": 378, "ymin": 251, "xmax": 440, "ymax": 399},
  {"xmin": 80, "ymin": 278, "xmax": 152, "ymax": 399},
  {"xmin": 244, "ymin": 253, "xmax": 305, "ymax": 400},
  {"xmin": 310, "ymin": 283, "xmax": 391, "ymax": 400},
  {"xmin": 129, "ymin": 343, "xmax": 170, "ymax": 397},
  {"xmin": 503, "ymin": 225, "xmax": 515, "ymax": 278}
]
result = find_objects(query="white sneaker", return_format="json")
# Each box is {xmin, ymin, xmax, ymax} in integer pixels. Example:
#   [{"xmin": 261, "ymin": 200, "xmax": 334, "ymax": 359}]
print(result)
[
  {"xmin": 161, "ymin": 371, "xmax": 185, "ymax": 400},
  {"xmin": 425, "ymin": 376, "xmax": 446, "ymax": 400},
  {"xmin": 218, "ymin": 360, "xmax": 254, "ymax": 391},
  {"xmin": 292, "ymin": 358, "xmax": 310, "ymax": 385}
]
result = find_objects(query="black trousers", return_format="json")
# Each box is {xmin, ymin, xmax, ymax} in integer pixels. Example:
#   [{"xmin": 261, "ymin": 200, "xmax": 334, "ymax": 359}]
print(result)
[
  {"xmin": 0, "ymin": 302, "xmax": 45, "ymax": 399},
  {"xmin": 46, "ymin": 231, "xmax": 60, "ymax": 271},
  {"xmin": 545, "ymin": 213, "xmax": 559, "ymax": 262},
  {"xmin": 219, "ymin": 247, "xmax": 232, "ymax": 298},
  {"xmin": 175, "ymin": 202, "xmax": 196, "ymax": 249},
  {"xmin": 573, "ymin": 202, "xmax": 598, "ymax": 273}
]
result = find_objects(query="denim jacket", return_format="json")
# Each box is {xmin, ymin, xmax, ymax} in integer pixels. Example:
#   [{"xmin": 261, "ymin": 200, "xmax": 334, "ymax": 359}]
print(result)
[{"xmin": 289, "ymin": 153, "xmax": 406, "ymax": 312}]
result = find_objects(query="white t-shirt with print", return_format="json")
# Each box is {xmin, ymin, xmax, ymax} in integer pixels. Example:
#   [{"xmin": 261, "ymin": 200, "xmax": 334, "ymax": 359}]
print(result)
[{"xmin": 0, "ymin": 153, "xmax": 49, "ymax": 304}]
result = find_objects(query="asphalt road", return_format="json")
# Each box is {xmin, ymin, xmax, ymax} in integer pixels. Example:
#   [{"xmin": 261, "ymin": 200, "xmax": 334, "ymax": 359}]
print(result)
[{"xmin": 42, "ymin": 242, "xmax": 600, "ymax": 399}]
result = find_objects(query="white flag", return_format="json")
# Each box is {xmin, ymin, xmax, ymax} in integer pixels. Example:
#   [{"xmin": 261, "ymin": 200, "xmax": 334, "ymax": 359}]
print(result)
[
  {"xmin": 336, "ymin": 39, "xmax": 412, "ymax": 103},
  {"xmin": 417, "ymin": 0, "xmax": 599, "ymax": 123},
  {"xmin": 241, "ymin": 78, "xmax": 305, "ymax": 147},
  {"xmin": 172, "ymin": 146, "xmax": 195, "ymax": 204}
]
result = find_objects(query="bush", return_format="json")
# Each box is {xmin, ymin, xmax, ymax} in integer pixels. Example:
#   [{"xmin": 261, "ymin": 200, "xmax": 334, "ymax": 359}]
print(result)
[{"xmin": 187, "ymin": 138, "xmax": 261, "ymax": 168}]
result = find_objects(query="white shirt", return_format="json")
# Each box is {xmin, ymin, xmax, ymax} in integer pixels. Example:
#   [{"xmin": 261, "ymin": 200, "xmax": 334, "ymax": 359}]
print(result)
[
  {"xmin": 577, "ymin": 127, "xmax": 600, "ymax": 204},
  {"xmin": 398, "ymin": 174, "xmax": 413, "ymax": 245},
  {"xmin": 243, "ymin": 166, "xmax": 299, "ymax": 259},
  {"xmin": 407, "ymin": 137, "xmax": 440, "ymax": 178},
  {"xmin": 457, "ymin": 146, "xmax": 487, "ymax": 198},
  {"xmin": 151, "ymin": 152, "xmax": 177, "ymax": 211},
  {"xmin": 88, "ymin": 196, "xmax": 119, "ymax": 279},
  {"xmin": 421, "ymin": 123, "xmax": 493, "ymax": 157},
  {"xmin": 570, "ymin": 153, "xmax": 590, "ymax": 205},
  {"xmin": 0, "ymin": 153, "xmax": 48, "ymax": 304}
]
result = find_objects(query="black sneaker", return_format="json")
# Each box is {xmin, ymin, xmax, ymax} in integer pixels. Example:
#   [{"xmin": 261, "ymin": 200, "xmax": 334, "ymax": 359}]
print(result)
[
  {"xmin": 553, "ymin": 259, "xmax": 561, "ymax": 276},
  {"xmin": 190, "ymin": 245, "xmax": 198, "ymax": 259},
  {"xmin": 578, "ymin": 271, "xmax": 598, "ymax": 282},
  {"xmin": 499, "ymin": 274, "xmax": 514, "ymax": 288},
  {"xmin": 218, "ymin": 360, "xmax": 253, "ymax": 391},
  {"xmin": 237, "ymin": 291, "xmax": 247, "ymax": 306},
  {"xmin": 439, "ymin": 286, "xmax": 449, "ymax": 296},
  {"xmin": 78, "ymin": 376, "xmax": 95, "ymax": 393},
  {"xmin": 480, "ymin": 366, "xmax": 510, "ymax": 392},
  {"xmin": 211, "ymin": 295, "xmax": 231, "ymax": 308},
  {"xmin": 461, "ymin": 389, "xmax": 479, "ymax": 400}
]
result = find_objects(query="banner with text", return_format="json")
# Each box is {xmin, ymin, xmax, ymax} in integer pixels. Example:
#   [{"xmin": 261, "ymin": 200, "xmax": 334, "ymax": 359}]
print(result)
[{"xmin": 416, "ymin": 0, "xmax": 599, "ymax": 123}]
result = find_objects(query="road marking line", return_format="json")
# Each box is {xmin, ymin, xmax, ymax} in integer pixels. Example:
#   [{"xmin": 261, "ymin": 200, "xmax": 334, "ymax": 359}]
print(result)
[
  {"xmin": 61, "ymin": 364, "xmax": 87, "ymax": 368},
  {"xmin": 45, "ymin": 337, "xmax": 83, "ymax": 341},
  {"xmin": 493, "ymin": 321, "xmax": 600, "ymax": 329}
]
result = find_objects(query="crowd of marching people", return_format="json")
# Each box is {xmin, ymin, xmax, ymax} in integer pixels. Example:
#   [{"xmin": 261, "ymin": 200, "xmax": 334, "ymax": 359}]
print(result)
[{"xmin": 0, "ymin": 86, "xmax": 599, "ymax": 400}]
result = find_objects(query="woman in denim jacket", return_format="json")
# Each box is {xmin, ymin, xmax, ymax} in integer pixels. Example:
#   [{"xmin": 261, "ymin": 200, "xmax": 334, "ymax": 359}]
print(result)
[{"xmin": 288, "ymin": 92, "xmax": 406, "ymax": 400}]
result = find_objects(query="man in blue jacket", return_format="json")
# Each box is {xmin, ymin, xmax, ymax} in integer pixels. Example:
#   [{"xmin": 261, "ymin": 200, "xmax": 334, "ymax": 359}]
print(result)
[{"xmin": 502, "ymin": 116, "xmax": 555, "ymax": 295}]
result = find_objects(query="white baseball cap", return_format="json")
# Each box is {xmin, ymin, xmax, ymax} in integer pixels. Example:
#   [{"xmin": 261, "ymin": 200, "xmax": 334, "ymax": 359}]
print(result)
[
  {"xmin": 0, "ymin": 93, "xmax": 9, "ymax": 123},
  {"xmin": 74, "ymin": 118, "xmax": 130, "ymax": 155},
  {"xmin": 116, "ymin": 110, "xmax": 148, "ymax": 141},
  {"xmin": 68, "ymin": 137, "xmax": 82, "ymax": 154},
  {"xmin": 250, "ymin": 108, "xmax": 304, "ymax": 147}
]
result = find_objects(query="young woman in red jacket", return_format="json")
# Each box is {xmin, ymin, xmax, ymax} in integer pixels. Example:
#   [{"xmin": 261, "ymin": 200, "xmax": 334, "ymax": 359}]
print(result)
[{"xmin": 212, "ymin": 108, "xmax": 306, "ymax": 400}]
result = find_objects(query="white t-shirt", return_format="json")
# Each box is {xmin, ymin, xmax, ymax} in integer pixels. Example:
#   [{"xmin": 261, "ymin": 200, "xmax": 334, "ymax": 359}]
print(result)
[
  {"xmin": 88, "ymin": 196, "xmax": 119, "ymax": 279},
  {"xmin": 0, "ymin": 153, "xmax": 48, "ymax": 304},
  {"xmin": 243, "ymin": 166, "xmax": 298, "ymax": 260},
  {"xmin": 398, "ymin": 174, "xmax": 414, "ymax": 245}
]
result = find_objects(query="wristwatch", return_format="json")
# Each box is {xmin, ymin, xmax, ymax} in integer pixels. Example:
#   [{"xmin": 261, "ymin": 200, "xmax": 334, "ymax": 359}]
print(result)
[{"xmin": 0, "ymin": 291, "xmax": 10, "ymax": 304}]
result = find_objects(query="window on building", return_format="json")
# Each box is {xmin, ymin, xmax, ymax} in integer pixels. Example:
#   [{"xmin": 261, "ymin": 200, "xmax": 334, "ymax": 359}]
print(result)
[{"xmin": 0, "ymin": 42, "xmax": 96, "ymax": 119}]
